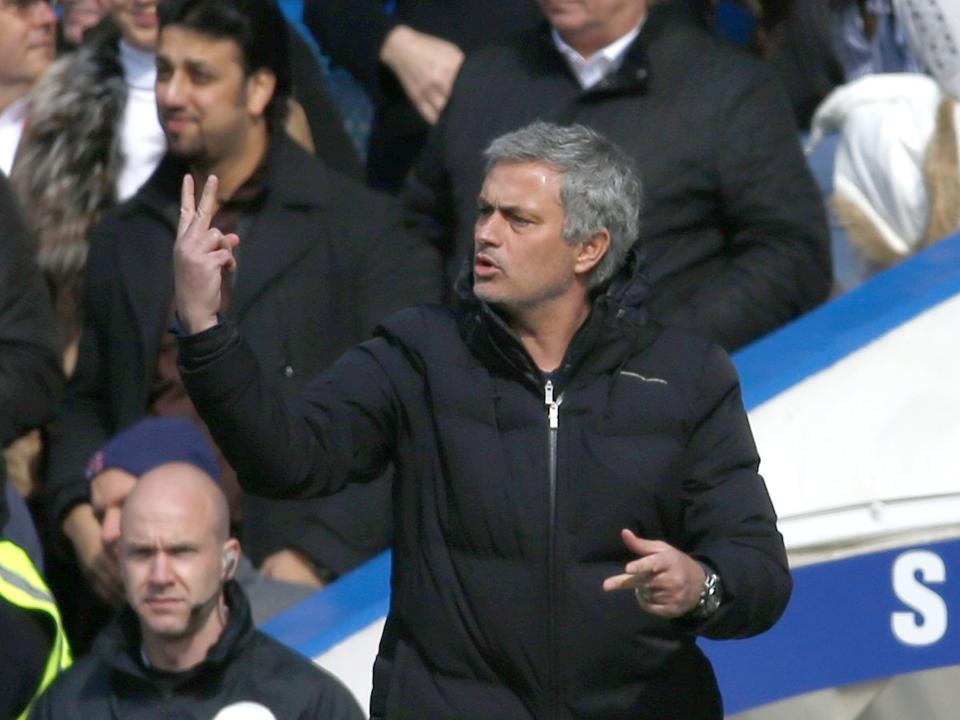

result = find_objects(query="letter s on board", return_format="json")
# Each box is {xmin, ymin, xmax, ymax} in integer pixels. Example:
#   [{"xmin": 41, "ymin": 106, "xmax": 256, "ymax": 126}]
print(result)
[{"xmin": 891, "ymin": 550, "xmax": 947, "ymax": 647}]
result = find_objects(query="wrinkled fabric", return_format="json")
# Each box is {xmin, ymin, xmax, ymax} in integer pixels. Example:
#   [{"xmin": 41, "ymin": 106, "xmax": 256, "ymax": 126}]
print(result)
[{"xmin": 894, "ymin": 0, "xmax": 960, "ymax": 99}]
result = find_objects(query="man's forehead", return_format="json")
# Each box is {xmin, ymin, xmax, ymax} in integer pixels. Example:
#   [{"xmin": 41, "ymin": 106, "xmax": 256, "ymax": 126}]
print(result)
[
  {"xmin": 481, "ymin": 161, "xmax": 564, "ymax": 201},
  {"xmin": 121, "ymin": 502, "xmax": 212, "ymax": 544},
  {"xmin": 157, "ymin": 25, "xmax": 243, "ymax": 65}
]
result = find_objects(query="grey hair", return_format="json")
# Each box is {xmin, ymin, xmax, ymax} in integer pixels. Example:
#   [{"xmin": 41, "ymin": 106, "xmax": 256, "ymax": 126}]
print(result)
[{"xmin": 483, "ymin": 121, "xmax": 642, "ymax": 288}]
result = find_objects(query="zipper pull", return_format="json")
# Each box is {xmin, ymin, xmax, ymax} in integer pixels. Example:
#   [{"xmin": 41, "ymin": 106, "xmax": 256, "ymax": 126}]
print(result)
[{"xmin": 544, "ymin": 380, "xmax": 561, "ymax": 429}]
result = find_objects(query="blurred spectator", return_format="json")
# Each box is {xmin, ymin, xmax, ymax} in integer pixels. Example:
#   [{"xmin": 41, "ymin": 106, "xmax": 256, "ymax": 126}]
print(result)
[
  {"xmin": 303, "ymin": 0, "xmax": 543, "ymax": 192},
  {"xmin": 0, "ymin": 173, "xmax": 68, "ymax": 720},
  {"xmin": 830, "ymin": 0, "xmax": 923, "ymax": 81},
  {"xmin": 41, "ymin": 0, "xmax": 441, "ymax": 654},
  {"xmin": 13, "ymin": 0, "xmax": 360, "ymax": 359},
  {"xmin": 286, "ymin": 23, "xmax": 365, "ymax": 181},
  {"xmin": 807, "ymin": 0, "xmax": 960, "ymax": 281},
  {"xmin": 31, "ymin": 463, "xmax": 363, "ymax": 719},
  {"xmin": 0, "ymin": 173, "xmax": 62, "ymax": 504},
  {"xmin": 0, "ymin": 0, "xmax": 56, "ymax": 176},
  {"xmin": 0, "ymin": 535, "xmax": 71, "ymax": 720},
  {"xmin": 83, "ymin": 418, "xmax": 325, "ymax": 631},
  {"xmin": 403, "ymin": 0, "xmax": 831, "ymax": 351},
  {"xmin": 55, "ymin": 0, "xmax": 108, "ymax": 49}
]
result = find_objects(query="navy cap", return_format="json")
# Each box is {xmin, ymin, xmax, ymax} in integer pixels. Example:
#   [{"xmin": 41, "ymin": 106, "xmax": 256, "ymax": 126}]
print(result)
[{"xmin": 86, "ymin": 417, "xmax": 221, "ymax": 484}]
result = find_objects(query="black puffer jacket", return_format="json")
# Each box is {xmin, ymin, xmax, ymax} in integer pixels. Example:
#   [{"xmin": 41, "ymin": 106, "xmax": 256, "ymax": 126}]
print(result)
[
  {"xmin": 179, "ymin": 252, "xmax": 792, "ymax": 719},
  {"xmin": 30, "ymin": 581, "xmax": 364, "ymax": 720}
]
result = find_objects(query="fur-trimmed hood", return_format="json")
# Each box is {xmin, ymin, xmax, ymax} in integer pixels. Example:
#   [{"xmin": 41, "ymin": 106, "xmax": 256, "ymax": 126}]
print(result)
[{"xmin": 10, "ymin": 22, "xmax": 126, "ymax": 334}]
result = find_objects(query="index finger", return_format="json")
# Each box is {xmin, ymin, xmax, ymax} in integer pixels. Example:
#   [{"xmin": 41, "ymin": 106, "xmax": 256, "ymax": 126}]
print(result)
[{"xmin": 178, "ymin": 174, "xmax": 195, "ymax": 236}]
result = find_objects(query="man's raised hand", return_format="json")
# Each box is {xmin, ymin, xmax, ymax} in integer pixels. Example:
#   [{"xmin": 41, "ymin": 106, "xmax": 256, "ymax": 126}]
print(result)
[
  {"xmin": 173, "ymin": 174, "xmax": 239, "ymax": 334},
  {"xmin": 602, "ymin": 529, "xmax": 706, "ymax": 618}
]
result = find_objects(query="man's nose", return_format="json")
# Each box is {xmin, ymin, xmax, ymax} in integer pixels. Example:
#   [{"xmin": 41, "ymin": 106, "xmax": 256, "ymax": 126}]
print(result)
[
  {"xmin": 474, "ymin": 213, "xmax": 503, "ymax": 248},
  {"xmin": 148, "ymin": 553, "xmax": 172, "ymax": 584},
  {"xmin": 158, "ymin": 73, "xmax": 187, "ymax": 107}
]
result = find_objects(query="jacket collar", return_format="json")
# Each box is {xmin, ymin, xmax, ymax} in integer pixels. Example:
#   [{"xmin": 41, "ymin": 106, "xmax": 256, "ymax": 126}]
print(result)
[
  {"xmin": 533, "ymin": 0, "xmax": 695, "ymax": 100},
  {"xmin": 133, "ymin": 132, "xmax": 329, "ymax": 228},
  {"xmin": 97, "ymin": 580, "xmax": 255, "ymax": 685},
  {"xmin": 455, "ymin": 244, "xmax": 653, "ymax": 393}
]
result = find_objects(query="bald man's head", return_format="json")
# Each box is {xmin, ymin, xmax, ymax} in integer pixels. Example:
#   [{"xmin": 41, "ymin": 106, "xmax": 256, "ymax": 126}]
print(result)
[
  {"xmin": 118, "ymin": 461, "xmax": 239, "ymax": 648},
  {"xmin": 123, "ymin": 461, "xmax": 230, "ymax": 542}
]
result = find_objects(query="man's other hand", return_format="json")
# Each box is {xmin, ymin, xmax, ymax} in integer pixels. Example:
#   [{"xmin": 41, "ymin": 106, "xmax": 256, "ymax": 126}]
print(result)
[
  {"xmin": 173, "ymin": 174, "xmax": 239, "ymax": 335},
  {"xmin": 602, "ymin": 529, "xmax": 706, "ymax": 618},
  {"xmin": 380, "ymin": 25, "xmax": 464, "ymax": 125},
  {"xmin": 62, "ymin": 503, "xmax": 124, "ymax": 606}
]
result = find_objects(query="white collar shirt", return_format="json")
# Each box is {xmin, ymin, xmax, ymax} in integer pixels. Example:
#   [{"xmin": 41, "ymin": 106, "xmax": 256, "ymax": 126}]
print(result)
[
  {"xmin": 0, "ymin": 95, "xmax": 29, "ymax": 176},
  {"xmin": 551, "ymin": 21, "xmax": 644, "ymax": 90}
]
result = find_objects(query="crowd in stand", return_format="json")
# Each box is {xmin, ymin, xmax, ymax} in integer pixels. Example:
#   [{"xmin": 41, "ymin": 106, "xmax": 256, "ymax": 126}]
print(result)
[{"xmin": 1, "ymin": 0, "xmax": 958, "ymax": 717}]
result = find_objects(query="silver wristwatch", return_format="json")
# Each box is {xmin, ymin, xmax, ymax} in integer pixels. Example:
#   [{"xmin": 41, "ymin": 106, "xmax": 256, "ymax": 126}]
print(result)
[{"xmin": 691, "ymin": 565, "xmax": 722, "ymax": 619}]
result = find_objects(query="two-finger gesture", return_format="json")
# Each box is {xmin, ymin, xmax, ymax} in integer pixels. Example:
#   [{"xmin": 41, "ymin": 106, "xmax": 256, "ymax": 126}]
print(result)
[
  {"xmin": 173, "ymin": 174, "xmax": 239, "ymax": 334},
  {"xmin": 602, "ymin": 529, "xmax": 705, "ymax": 618}
]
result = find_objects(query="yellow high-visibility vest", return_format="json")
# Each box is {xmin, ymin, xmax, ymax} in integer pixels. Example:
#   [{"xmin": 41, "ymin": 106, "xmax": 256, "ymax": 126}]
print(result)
[{"xmin": 0, "ymin": 539, "xmax": 72, "ymax": 720}]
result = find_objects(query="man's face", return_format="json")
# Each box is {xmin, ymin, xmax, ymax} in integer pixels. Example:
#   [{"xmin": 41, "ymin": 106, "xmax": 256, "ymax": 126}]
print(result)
[
  {"xmin": 473, "ymin": 161, "xmax": 581, "ymax": 315},
  {"xmin": 537, "ymin": 0, "xmax": 646, "ymax": 53},
  {"xmin": 119, "ymin": 470, "xmax": 225, "ymax": 641},
  {"xmin": 110, "ymin": 0, "xmax": 158, "ymax": 52},
  {"xmin": 91, "ymin": 468, "xmax": 138, "ymax": 560},
  {"xmin": 155, "ymin": 26, "xmax": 267, "ymax": 166},
  {"xmin": 0, "ymin": 0, "xmax": 56, "ymax": 92}
]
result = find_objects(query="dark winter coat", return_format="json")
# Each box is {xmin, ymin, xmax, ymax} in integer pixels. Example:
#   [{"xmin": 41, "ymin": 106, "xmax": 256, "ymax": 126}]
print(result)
[
  {"xmin": 0, "ymin": 175, "xmax": 62, "ymax": 497},
  {"xmin": 177, "ymin": 251, "xmax": 792, "ymax": 719},
  {"xmin": 44, "ymin": 135, "xmax": 443, "ymax": 574},
  {"xmin": 402, "ymin": 0, "xmax": 832, "ymax": 351},
  {"xmin": 30, "ymin": 581, "xmax": 365, "ymax": 720}
]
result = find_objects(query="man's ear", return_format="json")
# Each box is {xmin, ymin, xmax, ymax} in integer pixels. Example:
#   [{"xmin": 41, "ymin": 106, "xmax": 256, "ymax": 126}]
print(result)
[
  {"xmin": 221, "ymin": 538, "xmax": 241, "ymax": 581},
  {"xmin": 245, "ymin": 69, "xmax": 277, "ymax": 119},
  {"xmin": 575, "ymin": 229, "xmax": 611, "ymax": 278}
]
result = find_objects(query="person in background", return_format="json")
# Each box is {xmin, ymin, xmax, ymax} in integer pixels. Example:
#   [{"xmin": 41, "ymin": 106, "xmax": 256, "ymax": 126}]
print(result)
[
  {"xmin": 303, "ymin": 0, "xmax": 543, "ymax": 193},
  {"xmin": 402, "ymin": 0, "xmax": 831, "ymax": 352},
  {"xmin": 0, "ymin": 172, "xmax": 61, "ymax": 544},
  {"xmin": 0, "ymin": 0, "xmax": 56, "ymax": 176},
  {"xmin": 41, "ymin": 0, "xmax": 442, "ymax": 654},
  {"xmin": 86, "ymin": 417, "xmax": 319, "ymax": 625},
  {"xmin": 12, "ymin": 0, "xmax": 360, "ymax": 360},
  {"xmin": 31, "ymin": 463, "xmax": 363, "ymax": 719},
  {"xmin": 0, "ymin": 172, "xmax": 68, "ymax": 720},
  {"xmin": 55, "ymin": 0, "xmax": 108, "ymax": 49}
]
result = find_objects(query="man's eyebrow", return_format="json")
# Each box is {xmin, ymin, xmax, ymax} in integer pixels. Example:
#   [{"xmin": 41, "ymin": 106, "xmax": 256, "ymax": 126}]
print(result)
[
  {"xmin": 167, "ymin": 542, "xmax": 199, "ymax": 552},
  {"xmin": 184, "ymin": 59, "xmax": 215, "ymax": 74},
  {"xmin": 124, "ymin": 540, "xmax": 155, "ymax": 552},
  {"xmin": 476, "ymin": 197, "xmax": 537, "ymax": 219}
]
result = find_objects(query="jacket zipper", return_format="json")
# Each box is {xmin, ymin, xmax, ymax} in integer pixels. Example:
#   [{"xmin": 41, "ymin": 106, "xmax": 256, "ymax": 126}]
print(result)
[{"xmin": 544, "ymin": 380, "xmax": 563, "ymax": 717}]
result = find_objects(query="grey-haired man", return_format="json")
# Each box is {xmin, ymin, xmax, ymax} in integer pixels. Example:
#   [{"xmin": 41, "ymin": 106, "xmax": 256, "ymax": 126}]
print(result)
[{"xmin": 174, "ymin": 121, "xmax": 791, "ymax": 719}]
